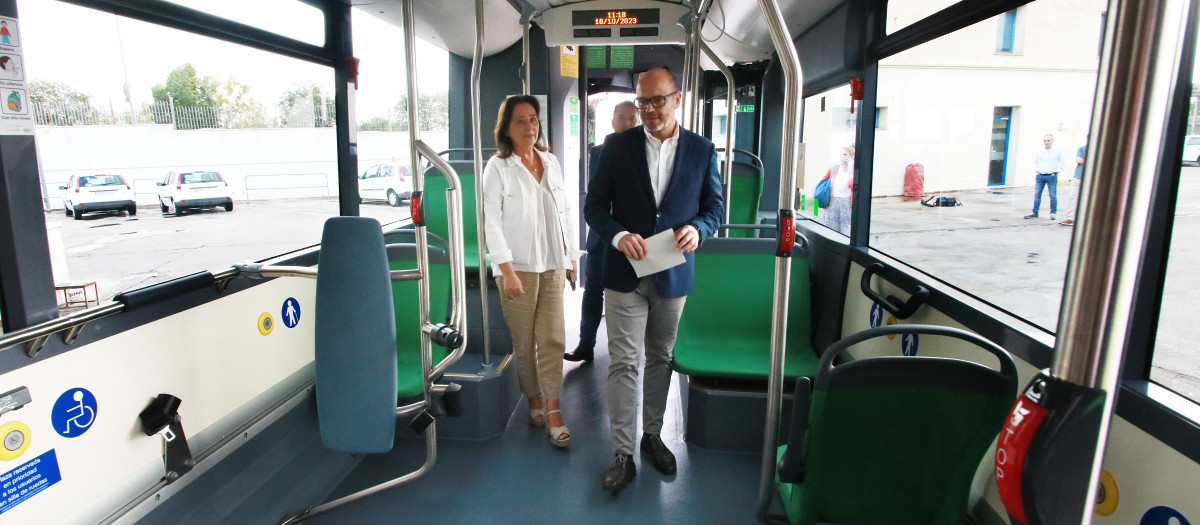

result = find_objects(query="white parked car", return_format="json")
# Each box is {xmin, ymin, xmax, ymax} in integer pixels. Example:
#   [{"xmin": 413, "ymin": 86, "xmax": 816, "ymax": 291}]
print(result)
[
  {"xmin": 60, "ymin": 174, "xmax": 136, "ymax": 220},
  {"xmin": 1183, "ymin": 135, "xmax": 1200, "ymax": 165},
  {"xmin": 157, "ymin": 171, "xmax": 234, "ymax": 216},
  {"xmin": 358, "ymin": 163, "xmax": 413, "ymax": 207}
]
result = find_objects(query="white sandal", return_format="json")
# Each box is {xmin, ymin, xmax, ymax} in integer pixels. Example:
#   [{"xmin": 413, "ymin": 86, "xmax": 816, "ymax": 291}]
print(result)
[
  {"xmin": 546, "ymin": 409, "xmax": 570, "ymax": 447},
  {"xmin": 529, "ymin": 401, "xmax": 546, "ymax": 427}
]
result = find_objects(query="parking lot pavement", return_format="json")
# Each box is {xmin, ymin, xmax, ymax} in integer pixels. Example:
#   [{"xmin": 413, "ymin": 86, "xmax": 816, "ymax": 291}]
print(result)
[{"xmin": 47, "ymin": 198, "xmax": 412, "ymax": 301}]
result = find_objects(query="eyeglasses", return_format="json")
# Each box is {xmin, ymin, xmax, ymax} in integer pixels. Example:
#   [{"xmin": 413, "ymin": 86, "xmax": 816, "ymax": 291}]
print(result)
[{"xmin": 634, "ymin": 91, "xmax": 679, "ymax": 109}]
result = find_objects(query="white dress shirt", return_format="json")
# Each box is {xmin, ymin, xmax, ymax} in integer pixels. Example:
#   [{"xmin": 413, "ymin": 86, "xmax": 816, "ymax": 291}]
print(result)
[
  {"xmin": 612, "ymin": 124, "xmax": 681, "ymax": 249},
  {"xmin": 1035, "ymin": 146, "xmax": 1066, "ymax": 174}
]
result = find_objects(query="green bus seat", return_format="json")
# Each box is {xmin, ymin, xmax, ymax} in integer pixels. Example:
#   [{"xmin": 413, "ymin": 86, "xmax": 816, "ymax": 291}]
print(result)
[
  {"xmin": 721, "ymin": 149, "xmax": 765, "ymax": 239},
  {"xmin": 775, "ymin": 325, "xmax": 1018, "ymax": 525},
  {"xmin": 672, "ymin": 237, "xmax": 817, "ymax": 380},
  {"xmin": 424, "ymin": 160, "xmax": 483, "ymax": 273},
  {"xmin": 387, "ymin": 243, "xmax": 451, "ymax": 398}
]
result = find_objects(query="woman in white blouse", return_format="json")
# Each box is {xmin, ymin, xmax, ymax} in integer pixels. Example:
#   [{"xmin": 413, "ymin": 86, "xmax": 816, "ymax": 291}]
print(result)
[{"xmin": 482, "ymin": 95, "xmax": 580, "ymax": 448}]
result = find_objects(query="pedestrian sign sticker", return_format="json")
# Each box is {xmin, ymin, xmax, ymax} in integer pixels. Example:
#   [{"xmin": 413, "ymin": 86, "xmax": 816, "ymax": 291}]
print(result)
[
  {"xmin": 50, "ymin": 388, "xmax": 97, "ymax": 438},
  {"xmin": 0, "ymin": 449, "xmax": 61, "ymax": 515},
  {"xmin": 281, "ymin": 298, "xmax": 301, "ymax": 328},
  {"xmin": 902, "ymin": 333, "xmax": 919, "ymax": 356},
  {"xmin": 869, "ymin": 303, "xmax": 883, "ymax": 328}
]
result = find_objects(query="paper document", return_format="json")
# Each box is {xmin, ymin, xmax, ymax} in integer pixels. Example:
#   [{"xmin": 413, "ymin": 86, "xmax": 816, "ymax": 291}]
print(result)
[{"xmin": 628, "ymin": 229, "xmax": 687, "ymax": 278}]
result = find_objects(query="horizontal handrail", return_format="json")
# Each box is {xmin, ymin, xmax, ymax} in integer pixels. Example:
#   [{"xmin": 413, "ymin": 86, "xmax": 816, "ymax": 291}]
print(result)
[{"xmin": 0, "ymin": 302, "xmax": 124, "ymax": 357}]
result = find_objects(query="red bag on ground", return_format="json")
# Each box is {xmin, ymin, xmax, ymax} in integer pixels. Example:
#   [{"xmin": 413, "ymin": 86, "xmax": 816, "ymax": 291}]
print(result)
[{"xmin": 903, "ymin": 163, "xmax": 925, "ymax": 200}]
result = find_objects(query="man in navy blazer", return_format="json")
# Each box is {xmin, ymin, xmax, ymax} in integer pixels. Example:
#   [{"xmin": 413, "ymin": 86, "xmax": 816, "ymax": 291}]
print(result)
[{"xmin": 584, "ymin": 67, "xmax": 724, "ymax": 493}]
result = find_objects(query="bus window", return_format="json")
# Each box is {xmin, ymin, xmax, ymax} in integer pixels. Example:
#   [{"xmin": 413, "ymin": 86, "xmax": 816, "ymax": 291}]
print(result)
[
  {"xmin": 801, "ymin": 84, "xmax": 860, "ymax": 237},
  {"xmin": 24, "ymin": 1, "xmax": 337, "ymax": 310},
  {"xmin": 1151, "ymin": 36, "xmax": 1200, "ymax": 405},
  {"xmin": 867, "ymin": 0, "xmax": 1104, "ymax": 332},
  {"xmin": 163, "ymin": 0, "xmax": 325, "ymax": 46},
  {"xmin": 885, "ymin": 0, "xmax": 962, "ymax": 34}
]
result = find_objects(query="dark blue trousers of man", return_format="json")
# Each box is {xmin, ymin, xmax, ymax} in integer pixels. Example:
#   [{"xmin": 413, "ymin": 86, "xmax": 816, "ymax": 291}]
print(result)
[{"xmin": 565, "ymin": 233, "xmax": 604, "ymax": 362}]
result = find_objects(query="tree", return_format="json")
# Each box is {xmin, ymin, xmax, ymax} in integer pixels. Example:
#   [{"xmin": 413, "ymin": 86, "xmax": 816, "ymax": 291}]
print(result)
[
  {"xmin": 390, "ymin": 92, "xmax": 449, "ymax": 131},
  {"xmin": 278, "ymin": 83, "xmax": 335, "ymax": 127},
  {"xmin": 216, "ymin": 77, "xmax": 268, "ymax": 129},
  {"xmin": 30, "ymin": 81, "xmax": 96, "ymax": 126},
  {"xmin": 151, "ymin": 63, "xmax": 220, "ymax": 107}
]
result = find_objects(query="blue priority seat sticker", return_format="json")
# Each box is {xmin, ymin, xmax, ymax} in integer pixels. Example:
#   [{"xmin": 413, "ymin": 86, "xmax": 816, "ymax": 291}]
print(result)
[{"xmin": 0, "ymin": 449, "xmax": 62, "ymax": 515}]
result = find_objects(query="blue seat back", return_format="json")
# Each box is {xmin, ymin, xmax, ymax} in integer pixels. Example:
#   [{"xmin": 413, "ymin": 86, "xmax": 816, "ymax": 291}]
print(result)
[{"xmin": 315, "ymin": 217, "xmax": 397, "ymax": 453}]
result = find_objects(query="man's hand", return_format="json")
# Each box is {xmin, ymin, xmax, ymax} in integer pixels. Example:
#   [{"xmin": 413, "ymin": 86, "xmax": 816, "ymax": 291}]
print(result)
[
  {"xmin": 618, "ymin": 233, "xmax": 648, "ymax": 261},
  {"xmin": 674, "ymin": 225, "xmax": 699, "ymax": 253}
]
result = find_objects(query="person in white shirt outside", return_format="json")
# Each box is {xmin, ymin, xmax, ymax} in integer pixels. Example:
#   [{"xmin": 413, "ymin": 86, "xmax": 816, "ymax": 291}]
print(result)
[
  {"xmin": 821, "ymin": 146, "xmax": 855, "ymax": 236},
  {"xmin": 481, "ymin": 95, "xmax": 581, "ymax": 448},
  {"xmin": 1061, "ymin": 139, "xmax": 1087, "ymax": 226},
  {"xmin": 1025, "ymin": 134, "xmax": 1068, "ymax": 220}
]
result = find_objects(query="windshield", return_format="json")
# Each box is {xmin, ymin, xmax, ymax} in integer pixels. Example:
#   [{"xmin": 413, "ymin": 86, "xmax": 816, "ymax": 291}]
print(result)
[
  {"xmin": 181, "ymin": 172, "xmax": 223, "ymax": 184},
  {"xmin": 79, "ymin": 175, "xmax": 125, "ymax": 187}
]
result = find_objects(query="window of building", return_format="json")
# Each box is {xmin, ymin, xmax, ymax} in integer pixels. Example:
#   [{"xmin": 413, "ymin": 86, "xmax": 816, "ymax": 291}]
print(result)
[{"xmin": 996, "ymin": 9, "xmax": 1020, "ymax": 54}]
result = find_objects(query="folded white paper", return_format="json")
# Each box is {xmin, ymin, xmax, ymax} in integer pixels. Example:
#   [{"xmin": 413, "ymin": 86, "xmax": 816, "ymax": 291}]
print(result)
[{"xmin": 628, "ymin": 229, "xmax": 687, "ymax": 278}]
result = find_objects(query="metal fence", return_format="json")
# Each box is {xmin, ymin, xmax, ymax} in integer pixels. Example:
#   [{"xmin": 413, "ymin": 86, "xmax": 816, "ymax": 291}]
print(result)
[{"xmin": 30, "ymin": 101, "xmax": 338, "ymax": 130}]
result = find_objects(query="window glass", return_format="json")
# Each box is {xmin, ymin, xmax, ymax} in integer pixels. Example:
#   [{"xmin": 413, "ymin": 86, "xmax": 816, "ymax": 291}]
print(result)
[
  {"xmin": 24, "ymin": 1, "xmax": 338, "ymax": 312},
  {"xmin": 1152, "ymin": 33, "xmax": 1200, "ymax": 404},
  {"xmin": 867, "ymin": 0, "xmax": 1103, "ymax": 331},
  {"xmin": 885, "ymin": 0, "xmax": 960, "ymax": 34},
  {"xmin": 350, "ymin": 8, "xmax": 448, "ymax": 221},
  {"xmin": 801, "ymin": 84, "xmax": 858, "ymax": 237},
  {"xmin": 996, "ymin": 9, "xmax": 1020, "ymax": 54},
  {"xmin": 164, "ymin": 0, "xmax": 325, "ymax": 46}
]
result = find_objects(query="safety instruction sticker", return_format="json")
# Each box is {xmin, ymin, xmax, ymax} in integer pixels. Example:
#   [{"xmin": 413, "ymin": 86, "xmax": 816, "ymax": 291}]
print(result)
[
  {"xmin": 281, "ymin": 297, "xmax": 301, "ymax": 328},
  {"xmin": 50, "ymin": 388, "xmax": 97, "ymax": 438},
  {"xmin": 869, "ymin": 303, "xmax": 883, "ymax": 328},
  {"xmin": 0, "ymin": 449, "xmax": 61, "ymax": 515},
  {"xmin": 902, "ymin": 333, "xmax": 919, "ymax": 356},
  {"xmin": 0, "ymin": 16, "xmax": 32, "ymax": 135},
  {"xmin": 1141, "ymin": 506, "xmax": 1191, "ymax": 525}
]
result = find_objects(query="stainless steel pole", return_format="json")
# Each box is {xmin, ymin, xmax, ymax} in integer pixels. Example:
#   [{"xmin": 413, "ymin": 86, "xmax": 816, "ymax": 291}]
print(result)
[
  {"xmin": 753, "ymin": 0, "xmax": 802, "ymax": 520},
  {"xmin": 1051, "ymin": 0, "xmax": 1188, "ymax": 521},
  {"xmin": 471, "ymin": 0, "xmax": 494, "ymax": 369},
  {"xmin": 701, "ymin": 41, "xmax": 735, "ymax": 233}
]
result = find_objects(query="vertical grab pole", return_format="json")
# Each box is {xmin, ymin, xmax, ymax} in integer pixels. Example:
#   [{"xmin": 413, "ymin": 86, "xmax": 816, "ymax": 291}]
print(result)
[
  {"xmin": 754, "ymin": 0, "xmax": 802, "ymax": 521},
  {"xmin": 701, "ymin": 41, "xmax": 735, "ymax": 235},
  {"xmin": 401, "ymin": 0, "xmax": 438, "ymax": 481},
  {"xmin": 679, "ymin": 16, "xmax": 695, "ymax": 129},
  {"xmin": 522, "ymin": 14, "xmax": 532, "ymax": 95},
  {"xmin": 471, "ymin": 0, "xmax": 494, "ymax": 370}
]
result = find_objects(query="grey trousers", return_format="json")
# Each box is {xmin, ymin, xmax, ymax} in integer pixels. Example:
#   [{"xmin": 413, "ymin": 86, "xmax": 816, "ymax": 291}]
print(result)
[{"xmin": 605, "ymin": 277, "xmax": 687, "ymax": 455}]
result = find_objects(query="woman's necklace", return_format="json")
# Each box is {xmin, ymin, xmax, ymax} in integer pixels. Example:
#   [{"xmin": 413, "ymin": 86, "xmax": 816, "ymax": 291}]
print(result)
[{"xmin": 521, "ymin": 152, "xmax": 542, "ymax": 177}]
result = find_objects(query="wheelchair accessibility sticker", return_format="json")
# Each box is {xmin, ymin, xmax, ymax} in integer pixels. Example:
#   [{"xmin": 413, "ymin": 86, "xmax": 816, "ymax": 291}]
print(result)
[
  {"xmin": 902, "ymin": 333, "xmax": 919, "ymax": 356},
  {"xmin": 281, "ymin": 297, "xmax": 301, "ymax": 328},
  {"xmin": 50, "ymin": 388, "xmax": 97, "ymax": 438},
  {"xmin": 869, "ymin": 303, "xmax": 883, "ymax": 328}
]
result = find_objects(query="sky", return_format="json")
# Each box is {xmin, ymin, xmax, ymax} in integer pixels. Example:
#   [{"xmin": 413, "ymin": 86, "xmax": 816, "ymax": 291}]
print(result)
[{"xmin": 16, "ymin": 0, "xmax": 450, "ymax": 120}]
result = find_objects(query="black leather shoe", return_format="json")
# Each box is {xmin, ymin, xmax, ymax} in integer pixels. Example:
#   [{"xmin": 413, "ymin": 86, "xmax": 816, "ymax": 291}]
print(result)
[
  {"xmin": 601, "ymin": 453, "xmax": 636, "ymax": 492},
  {"xmin": 640, "ymin": 434, "xmax": 677, "ymax": 475},
  {"xmin": 564, "ymin": 342, "xmax": 594, "ymax": 362}
]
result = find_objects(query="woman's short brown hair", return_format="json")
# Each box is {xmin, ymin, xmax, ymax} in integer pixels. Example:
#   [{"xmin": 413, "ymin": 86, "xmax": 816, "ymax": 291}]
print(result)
[{"xmin": 494, "ymin": 95, "xmax": 548, "ymax": 158}]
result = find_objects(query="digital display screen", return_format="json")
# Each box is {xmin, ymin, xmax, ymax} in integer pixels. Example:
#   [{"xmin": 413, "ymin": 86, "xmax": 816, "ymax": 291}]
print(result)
[
  {"xmin": 620, "ymin": 27, "xmax": 659, "ymax": 37},
  {"xmin": 572, "ymin": 9, "xmax": 660, "ymax": 26},
  {"xmin": 574, "ymin": 28, "xmax": 613, "ymax": 38}
]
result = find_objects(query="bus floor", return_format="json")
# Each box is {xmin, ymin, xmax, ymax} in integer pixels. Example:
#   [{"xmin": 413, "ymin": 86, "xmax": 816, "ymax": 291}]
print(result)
[{"xmin": 308, "ymin": 295, "xmax": 770, "ymax": 524}]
